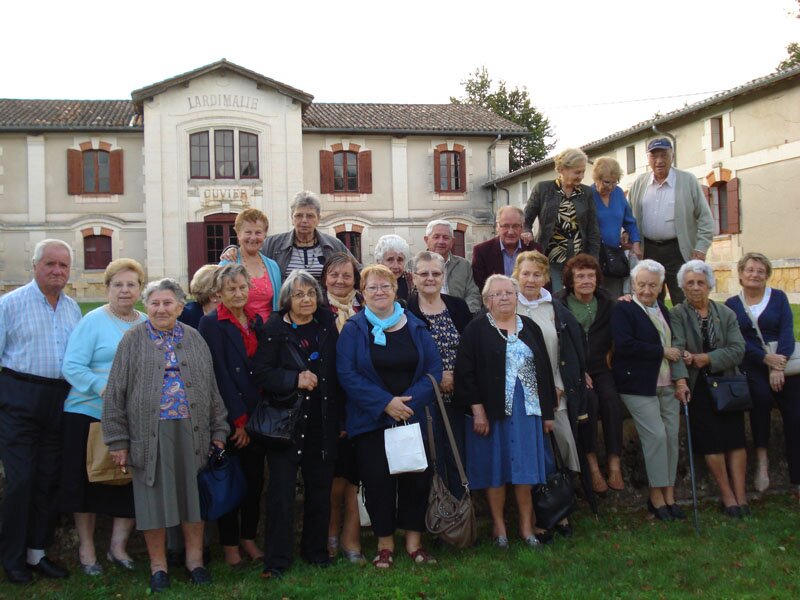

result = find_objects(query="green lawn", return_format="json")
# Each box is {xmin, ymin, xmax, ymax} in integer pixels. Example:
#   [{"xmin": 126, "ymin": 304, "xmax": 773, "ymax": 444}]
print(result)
[{"xmin": 7, "ymin": 494, "xmax": 799, "ymax": 599}]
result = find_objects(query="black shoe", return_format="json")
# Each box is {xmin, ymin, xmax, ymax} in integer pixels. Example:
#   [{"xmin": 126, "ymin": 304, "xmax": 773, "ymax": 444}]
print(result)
[
  {"xmin": 186, "ymin": 566, "xmax": 212, "ymax": 585},
  {"xmin": 4, "ymin": 567, "xmax": 33, "ymax": 584},
  {"xmin": 555, "ymin": 522, "xmax": 574, "ymax": 538},
  {"xmin": 647, "ymin": 499, "xmax": 674, "ymax": 522},
  {"xmin": 721, "ymin": 503, "xmax": 743, "ymax": 519},
  {"xmin": 167, "ymin": 549, "xmax": 184, "ymax": 568},
  {"xmin": 150, "ymin": 570, "xmax": 170, "ymax": 593},
  {"xmin": 28, "ymin": 557, "xmax": 69, "ymax": 579},
  {"xmin": 740, "ymin": 504, "xmax": 752, "ymax": 517},
  {"xmin": 667, "ymin": 504, "xmax": 687, "ymax": 520},
  {"xmin": 534, "ymin": 530, "xmax": 554, "ymax": 545}
]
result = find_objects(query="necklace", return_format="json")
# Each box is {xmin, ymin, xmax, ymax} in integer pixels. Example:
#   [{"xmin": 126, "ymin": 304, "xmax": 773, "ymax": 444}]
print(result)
[
  {"xmin": 293, "ymin": 233, "xmax": 318, "ymax": 248},
  {"xmin": 487, "ymin": 313, "xmax": 518, "ymax": 342},
  {"xmin": 107, "ymin": 304, "xmax": 140, "ymax": 323}
]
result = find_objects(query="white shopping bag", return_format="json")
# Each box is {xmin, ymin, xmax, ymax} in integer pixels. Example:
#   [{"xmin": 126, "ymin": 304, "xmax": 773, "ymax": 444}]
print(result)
[
  {"xmin": 357, "ymin": 486, "xmax": 371, "ymax": 527},
  {"xmin": 384, "ymin": 422, "xmax": 428, "ymax": 474}
]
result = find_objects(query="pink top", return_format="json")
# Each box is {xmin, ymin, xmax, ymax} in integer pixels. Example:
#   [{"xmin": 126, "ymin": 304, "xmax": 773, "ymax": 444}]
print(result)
[{"xmin": 247, "ymin": 271, "xmax": 274, "ymax": 322}]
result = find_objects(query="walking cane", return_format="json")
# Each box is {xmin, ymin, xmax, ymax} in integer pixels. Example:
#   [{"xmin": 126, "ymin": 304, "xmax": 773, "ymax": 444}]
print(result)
[{"xmin": 683, "ymin": 402, "xmax": 701, "ymax": 535}]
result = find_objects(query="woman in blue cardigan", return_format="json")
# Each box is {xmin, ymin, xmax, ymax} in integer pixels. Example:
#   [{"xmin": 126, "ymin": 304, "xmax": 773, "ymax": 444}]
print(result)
[
  {"xmin": 725, "ymin": 252, "xmax": 800, "ymax": 498},
  {"xmin": 337, "ymin": 265, "xmax": 442, "ymax": 569}
]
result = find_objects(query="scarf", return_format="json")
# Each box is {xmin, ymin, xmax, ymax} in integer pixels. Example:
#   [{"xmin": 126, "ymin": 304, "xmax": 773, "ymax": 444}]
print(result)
[
  {"xmin": 517, "ymin": 287, "xmax": 552, "ymax": 309},
  {"xmin": 364, "ymin": 302, "xmax": 404, "ymax": 346},
  {"xmin": 327, "ymin": 289, "xmax": 359, "ymax": 332},
  {"xmin": 634, "ymin": 297, "xmax": 672, "ymax": 383}
]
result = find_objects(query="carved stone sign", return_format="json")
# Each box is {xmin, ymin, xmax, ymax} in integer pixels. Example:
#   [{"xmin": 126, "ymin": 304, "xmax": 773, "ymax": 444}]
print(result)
[
  {"xmin": 187, "ymin": 95, "xmax": 259, "ymax": 111},
  {"xmin": 200, "ymin": 187, "xmax": 250, "ymax": 207}
]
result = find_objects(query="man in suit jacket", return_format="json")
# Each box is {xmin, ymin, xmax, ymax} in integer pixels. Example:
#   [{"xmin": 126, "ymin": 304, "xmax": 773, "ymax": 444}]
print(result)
[
  {"xmin": 627, "ymin": 138, "xmax": 714, "ymax": 304},
  {"xmin": 471, "ymin": 205, "xmax": 542, "ymax": 292},
  {"xmin": 423, "ymin": 219, "xmax": 482, "ymax": 313}
]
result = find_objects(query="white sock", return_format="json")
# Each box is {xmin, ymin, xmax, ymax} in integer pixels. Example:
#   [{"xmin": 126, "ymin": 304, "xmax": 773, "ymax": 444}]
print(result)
[{"xmin": 27, "ymin": 548, "xmax": 45, "ymax": 565}]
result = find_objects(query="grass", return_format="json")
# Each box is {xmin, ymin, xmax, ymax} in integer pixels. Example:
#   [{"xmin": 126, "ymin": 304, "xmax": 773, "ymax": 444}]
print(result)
[{"xmin": 4, "ymin": 494, "xmax": 799, "ymax": 599}]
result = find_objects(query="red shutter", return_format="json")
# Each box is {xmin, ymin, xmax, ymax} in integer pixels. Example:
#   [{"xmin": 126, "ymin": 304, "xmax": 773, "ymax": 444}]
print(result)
[
  {"xmin": 109, "ymin": 149, "xmax": 124, "ymax": 195},
  {"xmin": 457, "ymin": 148, "xmax": 467, "ymax": 193},
  {"xmin": 726, "ymin": 177, "xmax": 740, "ymax": 233},
  {"xmin": 357, "ymin": 150, "xmax": 372, "ymax": 194},
  {"xmin": 67, "ymin": 149, "xmax": 83, "ymax": 195},
  {"xmin": 319, "ymin": 150, "xmax": 334, "ymax": 194},
  {"xmin": 433, "ymin": 149, "xmax": 441, "ymax": 193},
  {"xmin": 186, "ymin": 222, "xmax": 207, "ymax": 282}
]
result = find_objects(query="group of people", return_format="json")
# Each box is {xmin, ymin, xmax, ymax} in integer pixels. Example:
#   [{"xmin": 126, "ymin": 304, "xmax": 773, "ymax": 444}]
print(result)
[{"xmin": 0, "ymin": 140, "xmax": 798, "ymax": 591}]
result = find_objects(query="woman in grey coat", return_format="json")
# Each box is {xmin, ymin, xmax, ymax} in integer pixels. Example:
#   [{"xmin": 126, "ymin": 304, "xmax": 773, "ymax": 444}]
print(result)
[{"xmin": 103, "ymin": 278, "xmax": 229, "ymax": 592}]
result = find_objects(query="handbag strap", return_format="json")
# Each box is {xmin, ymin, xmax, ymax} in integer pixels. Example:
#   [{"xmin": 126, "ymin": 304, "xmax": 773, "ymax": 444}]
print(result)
[
  {"xmin": 739, "ymin": 291, "xmax": 769, "ymax": 353},
  {"xmin": 425, "ymin": 374, "xmax": 470, "ymax": 491},
  {"xmin": 284, "ymin": 337, "xmax": 307, "ymax": 370},
  {"xmin": 548, "ymin": 430, "xmax": 566, "ymax": 472}
]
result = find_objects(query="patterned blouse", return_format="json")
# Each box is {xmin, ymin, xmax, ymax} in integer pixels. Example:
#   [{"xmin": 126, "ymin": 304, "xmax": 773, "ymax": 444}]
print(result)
[
  {"xmin": 545, "ymin": 180, "xmax": 584, "ymax": 264},
  {"xmin": 487, "ymin": 314, "xmax": 541, "ymax": 417},
  {"xmin": 425, "ymin": 309, "xmax": 460, "ymax": 403},
  {"xmin": 146, "ymin": 321, "xmax": 190, "ymax": 420}
]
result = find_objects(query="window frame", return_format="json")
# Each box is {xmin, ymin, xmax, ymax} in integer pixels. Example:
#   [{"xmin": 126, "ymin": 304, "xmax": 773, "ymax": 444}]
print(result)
[
  {"xmin": 190, "ymin": 132, "xmax": 210, "ymax": 179},
  {"xmin": 188, "ymin": 128, "xmax": 260, "ymax": 181},
  {"xmin": 333, "ymin": 150, "xmax": 359, "ymax": 192},
  {"xmin": 83, "ymin": 234, "xmax": 112, "ymax": 270},
  {"xmin": 67, "ymin": 147, "xmax": 123, "ymax": 196},
  {"xmin": 433, "ymin": 144, "xmax": 467, "ymax": 194},
  {"xmin": 710, "ymin": 117, "xmax": 724, "ymax": 151}
]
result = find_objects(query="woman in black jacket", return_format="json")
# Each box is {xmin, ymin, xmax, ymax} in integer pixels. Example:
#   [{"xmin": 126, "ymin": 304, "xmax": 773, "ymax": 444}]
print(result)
[{"xmin": 252, "ymin": 269, "xmax": 340, "ymax": 578}]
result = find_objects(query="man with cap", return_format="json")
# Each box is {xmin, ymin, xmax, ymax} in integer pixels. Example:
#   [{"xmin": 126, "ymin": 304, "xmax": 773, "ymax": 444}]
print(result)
[
  {"xmin": 423, "ymin": 219, "xmax": 482, "ymax": 313},
  {"xmin": 627, "ymin": 138, "xmax": 713, "ymax": 304}
]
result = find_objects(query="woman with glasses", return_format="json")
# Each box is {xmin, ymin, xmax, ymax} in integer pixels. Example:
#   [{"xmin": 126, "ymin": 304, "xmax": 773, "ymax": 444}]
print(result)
[
  {"xmin": 252, "ymin": 270, "xmax": 341, "ymax": 578},
  {"xmin": 337, "ymin": 265, "xmax": 442, "ymax": 568},
  {"xmin": 591, "ymin": 157, "xmax": 641, "ymax": 298}
]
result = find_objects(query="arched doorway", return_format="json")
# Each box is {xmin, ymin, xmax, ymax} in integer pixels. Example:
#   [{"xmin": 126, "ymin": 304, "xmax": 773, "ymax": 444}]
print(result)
[{"xmin": 186, "ymin": 213, "xmax": 239, "ymax": 280}]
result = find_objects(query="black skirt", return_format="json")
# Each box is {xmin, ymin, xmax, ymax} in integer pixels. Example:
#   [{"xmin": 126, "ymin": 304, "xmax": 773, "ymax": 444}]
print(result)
[
  {"xmin": 60, "ymin": 412, "xmax": 135, "ymax": 518},
  {"xmin": 688, "ymin": 376, "xmax": 746, "ymax": 455}
]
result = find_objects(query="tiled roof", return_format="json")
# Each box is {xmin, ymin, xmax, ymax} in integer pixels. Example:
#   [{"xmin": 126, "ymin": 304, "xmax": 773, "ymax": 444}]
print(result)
[
  {"xmin": 0, "ymin": 99, "xmax": 140, "ymax": 131},
  {"xmin": 303, "ymin": 103, "xmax": 528, "ymax": 135}
]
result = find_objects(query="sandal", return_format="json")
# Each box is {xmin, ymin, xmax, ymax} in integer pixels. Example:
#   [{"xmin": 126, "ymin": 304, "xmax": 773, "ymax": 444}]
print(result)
[
  {"xmin": 372, "ymin": 549, "xmax": 393, "ymax": 569},
  {"xmin": 327, "ymin": 536, "xmax": 339, "ymax": 559},
  {"xmin": 591, "ymin": 470, "xmax": 608, "ymax": 494},
  {"xmin": 407, "ymin": 548, "xmax": 436, "ymax": 564},
  {"xmin": 342, "ymin": 549, "xmax": 367, "ymax": 565}
]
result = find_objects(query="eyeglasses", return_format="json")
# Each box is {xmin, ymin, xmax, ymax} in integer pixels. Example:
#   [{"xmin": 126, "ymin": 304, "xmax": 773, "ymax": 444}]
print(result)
[
  {"xmin": 497, "ymin": 223, "xmax": 523, "ymax": 231},
  {"xmin": 291, "ymin": 290, "xmax": 317, "ymax": 300},
  {"xmin": 599, "ymin": 180, "xmax": 618, "ymax": 187},
  {"xmin": 488, "ymin": 291, "xmax": 515, "ymax": 299},
  {"xmin": 364, "ymin": 284, "xmax": 394, "ymax": 294},
  {"xmin": 414, "ymin": 271, "xmax": 443, "ymax": 279}
]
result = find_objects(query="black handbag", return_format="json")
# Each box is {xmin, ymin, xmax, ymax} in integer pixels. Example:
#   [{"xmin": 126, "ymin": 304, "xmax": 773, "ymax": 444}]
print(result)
[
  {"xmin": 197, "ymin": 447, "xmax": 247, "ymax": 521},
  {"xmin": 532, "ymin": 432, "xmax": 576, "ymax": 530},
  {"xmin": 599, "ymin": 243, "xmax": 630, "ymax": 278},
  {"xmin": 705, "ymin": 373, "xmax": 752, "ymax": 412}
]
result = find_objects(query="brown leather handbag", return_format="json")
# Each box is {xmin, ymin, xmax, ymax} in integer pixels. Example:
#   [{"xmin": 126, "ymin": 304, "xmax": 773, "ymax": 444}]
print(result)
[{"xmin": 424, "ymin": 374, "xmax": 476, "ymax": 549}]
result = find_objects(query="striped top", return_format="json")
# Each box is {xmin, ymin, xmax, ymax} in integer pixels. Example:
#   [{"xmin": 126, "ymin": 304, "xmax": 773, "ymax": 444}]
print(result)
[
  {"xmin": 285, "ymin": 243, "xmax": 325, "ymax": 280},
  {"xmin": 0, "ymin": 280, "xmax": 81, "ymax": 379}
]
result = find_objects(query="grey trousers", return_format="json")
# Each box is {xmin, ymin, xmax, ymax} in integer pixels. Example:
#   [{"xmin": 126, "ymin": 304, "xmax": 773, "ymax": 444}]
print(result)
[{"xmin": 621, "ymin": 386, "xmax": 679, "ymax": 488}]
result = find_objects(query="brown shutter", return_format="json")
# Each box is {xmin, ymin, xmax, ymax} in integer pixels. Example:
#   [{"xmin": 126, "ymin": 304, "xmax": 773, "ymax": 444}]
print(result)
[
  {"xmin": 726, "ymin": 177, "xmax": 740, "ymax": 233},
  {"xmin": 67, "ymin": 149, "xmax": 83, "ymax": 195},
  {"xmin": 701, "ymin": 184, "xmax": 710, "ymax": 204},
  {"xmin": 109, "ymin": 149, "xmax": 124, "ymax": 195},
  {"xmin": 458, "ymin": 148, "xmax": 467, "ymax": 193},
  {"xmin": 186, "ymin": 222, "xmax": 207, "ymax": 283},
  {"xmin": 357, "ymin": 150, "xmax": 372, "ymax": 194},
  {"xmin": 319, "ymin": 150, "xmax": 334, "ymax": 194},
  {"xmin": 433, "ymin": 149, "xmax": 441, "ymax": 193}
]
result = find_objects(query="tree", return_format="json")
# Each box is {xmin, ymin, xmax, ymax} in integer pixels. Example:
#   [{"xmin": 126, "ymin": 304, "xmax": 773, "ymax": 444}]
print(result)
[
  {"xmin": 777, "ymin": 1, "xmax": 800, "ymax": 71},
  {"xmin": 451, "ymin": 67, "xmax": 555, "ymax": 172}
]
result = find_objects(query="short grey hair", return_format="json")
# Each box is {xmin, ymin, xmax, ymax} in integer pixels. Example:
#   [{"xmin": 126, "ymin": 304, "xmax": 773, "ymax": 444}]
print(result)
[
  {"xmin": 277, "ymin": 269, "xmax": 323, "ymax": 311},
  {"xmin": 290, "ymin": 190, "xmax": 322, "ymax": 216},
  {"xmin": 482, "ymin": 274, "xmax": 520, "ymax": 303},
  {"xmin": 213, "ymin": 263, "xmax": 250, "ymax": 293},
  {"xmin": 677, "ymin": 260, "xmax": 716, "ymax": 290},
  {"xmin": 143, "ymin": 278, "xmax": 187, "ymax": 304},
  {"xmin": 630, "ymin": 259, "xmax": 666, "ymax": 285},
  {"xmin": 412, "ymin": 251, "xmax": 445, "ymax": 272},
  {"xmin": 374, "ymin": 234, "xmax": 410, "ymax": 263},
  {"xmin": 425, "ymin": 219, "xmax": 454, "ymax": 236},
  {"xmin": 32, "ymin": 239, "xmax": 74, "ymax": 266},
  {"xmin": 496, "ymin": 205, "xmax": 524, "ymax": 222}
]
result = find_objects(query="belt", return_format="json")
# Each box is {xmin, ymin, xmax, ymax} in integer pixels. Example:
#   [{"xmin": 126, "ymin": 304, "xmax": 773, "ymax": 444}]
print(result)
[
  {"xmin": 0, "ymin": 367, "xmax": 71, "ymax": 388},
  {"xmin": 643, "ymin": 237, "xmax": 678, "ymax": 247}
]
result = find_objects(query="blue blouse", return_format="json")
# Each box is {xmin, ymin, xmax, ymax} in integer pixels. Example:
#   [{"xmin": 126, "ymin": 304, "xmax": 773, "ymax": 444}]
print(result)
[
  {"xmin": 592, "ymin": 185, "xmax": 641, "ymax": 247},
  {"xmin": 489, "ymin": 314, "xmax": 541, "ymax": 417}
]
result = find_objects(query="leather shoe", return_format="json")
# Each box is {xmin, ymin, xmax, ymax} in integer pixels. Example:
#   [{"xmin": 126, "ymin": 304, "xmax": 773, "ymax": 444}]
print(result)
[
  {"xmin": 667, "ymin": 504, "xmax": 687, "ymax": 520},
  {"xmin": 186, "ymin": 566, "xmax": 212, "ymax": 585},
  {"xmin": 721, "ymin": 503, "xmax": 743, "ymax": 519},
  {"xmin": 555, "ymin": 522, "xmax": 574, "ymax": 538},
  {"xmin": 647, "ymin": 499, "xmax": 674, "ymax": 522},
  {"xmin": 28, "ymin": 557, "xmax": 69, "ymax": 578},
  {"xmin": 4, "ymin": 567, "xmax": 33, "ymax": 584},
  {"xmin": 149, "ymin": 570, "xmax": 170, "ymax": 593}
]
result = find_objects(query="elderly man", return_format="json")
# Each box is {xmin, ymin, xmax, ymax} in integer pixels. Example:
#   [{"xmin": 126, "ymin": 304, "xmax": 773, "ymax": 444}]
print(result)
[
  {"xmin": 423, "ymin": 219, "xmax": 482, "ymax": 313},
  {"xmin": 0, "ymin": 239, "xmax": 81, "ymax": 584},
  {"xmin": 471, "ymin": 205, "xmax": 542, "ymax": 292},
  {"xmin": 628, "ymin": 138, "xmax": 714, "ymax": 304}
]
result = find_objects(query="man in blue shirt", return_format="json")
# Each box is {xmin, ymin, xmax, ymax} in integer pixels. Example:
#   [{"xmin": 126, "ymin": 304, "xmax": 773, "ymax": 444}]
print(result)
[{"xmin": 0, "ymin": 239, "xmax": 81, "ymax": 584}]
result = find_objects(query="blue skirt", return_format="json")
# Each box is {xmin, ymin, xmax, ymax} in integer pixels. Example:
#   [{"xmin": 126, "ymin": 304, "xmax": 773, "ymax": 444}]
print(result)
[{"xmin": 465, "ymin": 379, "xmax": 549, "ymax": 489}]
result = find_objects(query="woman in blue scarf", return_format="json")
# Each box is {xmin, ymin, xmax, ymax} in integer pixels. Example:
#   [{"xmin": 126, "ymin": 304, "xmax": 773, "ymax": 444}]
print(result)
[{"xmin": 337, "ymin": 265, "xmax": 443, "ymax": 569}]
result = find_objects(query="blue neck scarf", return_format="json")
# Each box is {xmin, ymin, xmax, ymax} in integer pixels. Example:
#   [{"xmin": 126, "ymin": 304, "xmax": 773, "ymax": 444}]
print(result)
[{"xmin": 364, "ymin": 302, "xmax": 404, "ymax": 346}]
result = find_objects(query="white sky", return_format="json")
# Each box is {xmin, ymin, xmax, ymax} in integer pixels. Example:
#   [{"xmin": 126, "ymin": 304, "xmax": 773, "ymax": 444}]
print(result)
[{"xmin": 3, "ymin": 0, "xmax": 798, "ymax": 152}]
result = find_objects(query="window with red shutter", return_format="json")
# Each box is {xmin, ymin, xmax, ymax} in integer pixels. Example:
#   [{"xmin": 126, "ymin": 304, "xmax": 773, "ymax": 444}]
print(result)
[
  {"xmin": 67, "ymin": 147, "xmax": 124, "ymax": 195},
  {"xmin": 433, "ymin": 144, "xmax": 467, "ymax": 193},
  {"xmin": 84, "ymin": 235, "xmax": 112, "ymax": 270}
]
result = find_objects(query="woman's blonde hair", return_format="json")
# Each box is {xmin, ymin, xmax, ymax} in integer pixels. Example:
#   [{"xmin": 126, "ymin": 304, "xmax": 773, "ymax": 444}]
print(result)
[
  {"xmin": 234, "ymin": 208, "xmax": 269, "ymax": 232},
  {"xmin": 359, "ymin": 264, "xmax": 398, "ymax": 294},
  {"xmin": 104, "ymin": 258, "xmax": 145, "ymax": 287},
  {"xmin": 512, "ymin": 251, "xmax": 550, "ymax": 284},
  {"xmin": 592, "ymin": 157, "xmax": 623, "ymax": 183},
  {"xmin": 554, "ymin": 148, "xmax": 588, "ymax": 172}
]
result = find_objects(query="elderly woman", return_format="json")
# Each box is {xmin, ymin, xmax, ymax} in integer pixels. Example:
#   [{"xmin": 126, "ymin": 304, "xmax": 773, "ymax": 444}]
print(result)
[
  {"xmin": 61, "ymin": 259, "xmax": 146, "ymax": 575},
  {"xmin": 103, "ymin": 279, "xmax": 229, "ymax": 593},
  {"xmin": 337, "ymin": 265, "xmax": 442, "ymax": 568},
  {"xmin": 319, "ymin": 253, "xmax": 365, "ymax": 564},
  {"xmin": 198, "ymin": 264, "xmax": 266, "ymax": 565},
  {"xmin": 670, "ymin": 261, "xmax": 748, "ymax": 517},
  {"xmin": 522, "ymin": 148, "xmax": 601, "ymax": 291},
  {"xmin": 611, "ymin": 260, "xmax": 683, "ymax": 521},
  {"xmin": 408, "ymin": 250, "xmax": 472, "ymax": 498},
  {"xmin": 557, "ymin": 253, "xmax": 625, "ymax": 493},
  {"xmin": 179, "ymin": 264, "xmax": 221, "ymax": 328},
  {"xmin": 374, "ymin": 234, "xmax": 415, "ymax": 301},
  {"xmin": 591, "ymin": 157, "xmax": 641, "ymax": 298},
  {"xmin": 455, "ymin": 275, "xmax": 556, "ymax": 548},
  {"xmin": 726, "ymin": 252, "xmax": 800, "ymax": 499},
  {"xmin": 253, "ymin": 270, "xmax": 340, "ymax": 578}
]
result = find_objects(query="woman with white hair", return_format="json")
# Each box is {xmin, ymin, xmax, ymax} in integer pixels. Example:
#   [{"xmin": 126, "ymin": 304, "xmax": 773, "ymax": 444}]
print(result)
[
  {"xmin": 374, "ymin": 234, "xmax": 415, "ymax": 301},
  {"xmin": 670, "ymin": 261, "xmax": 748, "ymax": 518},
  {"xmin": 611, "ymin": 260, "xmax": 684, "ymax": 521}
]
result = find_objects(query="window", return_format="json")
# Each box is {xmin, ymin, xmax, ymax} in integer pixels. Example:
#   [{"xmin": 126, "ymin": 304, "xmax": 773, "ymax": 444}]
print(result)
[
  {"xmin": 703, "ymin": 178, "xmax": 740, "ymax": 234},
  {"xmin": 433, "ymin": 144, "xmax": 466, "ymax": 193},
  {"xmin": 188, "ymin": 129, "xmax": 259, "ymax": 180},
  {"xmin": 186, "ymin": 214, "xmax": 239, "ymax": 282},
  {"xmin": 190, "ymin": 132, "xmax": 210, "ymax": 178},
  {"xmin": 521, "ymin": 181, "xmax": 529, "ymax": 204},
  {"xmin": 334, "ymin": 151, "xmax": 358, "ymax": 192},
  {"xmin": 215, "ymin": 130, "xmax": 234, "ymax": 179},
  {"xmin": 239, "ymin": 132, "xmax": 259, "ymax": 178},
  {"xmin": 710, "ymin": 117, "xmax": 724, "ymax": 150},
  {"xmin": 84, "ymin": 234, "xmax": 112, "ymax": 270},
  {"xmin": 319, "ymin": 148, "xmax": 372, "ymax": 194},
  {"xmin": 453, "ymin": 230, "xmax": 466, "ymax": 258},
  {"xmin": 336, "ymin": 231, "xmax": 362, "ymax": 262},
  {"xmin": 626, "ymin": 145, "xmax": 636, "ymax": 174},
  {"xmin": 67, "ymin": 148, "xmax": 123, "ymax": 195}
]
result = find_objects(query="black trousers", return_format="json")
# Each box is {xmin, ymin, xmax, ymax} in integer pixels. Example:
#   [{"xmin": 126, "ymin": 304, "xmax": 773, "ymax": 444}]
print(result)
[
  {"xmin": 263, "ymin": 434, "xmax": 334, "ymax": 573},
  {"xmin": 354, "ymin": 428, "xmax": 431, "ymax": 538},
  {"xmin": 643, "ymin": 237, "xmax": 685, "ymax": 305},
  {"xmin": 0, "ymin": 372, "xmax": 68, "ymax": 570},
  {"xmin": 584, "ymin": 371, "xmax": 624, "ymax": 458},
  {"xmin": 218, "ymin": 442, "xmax": 266, "ymax": 546}
]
